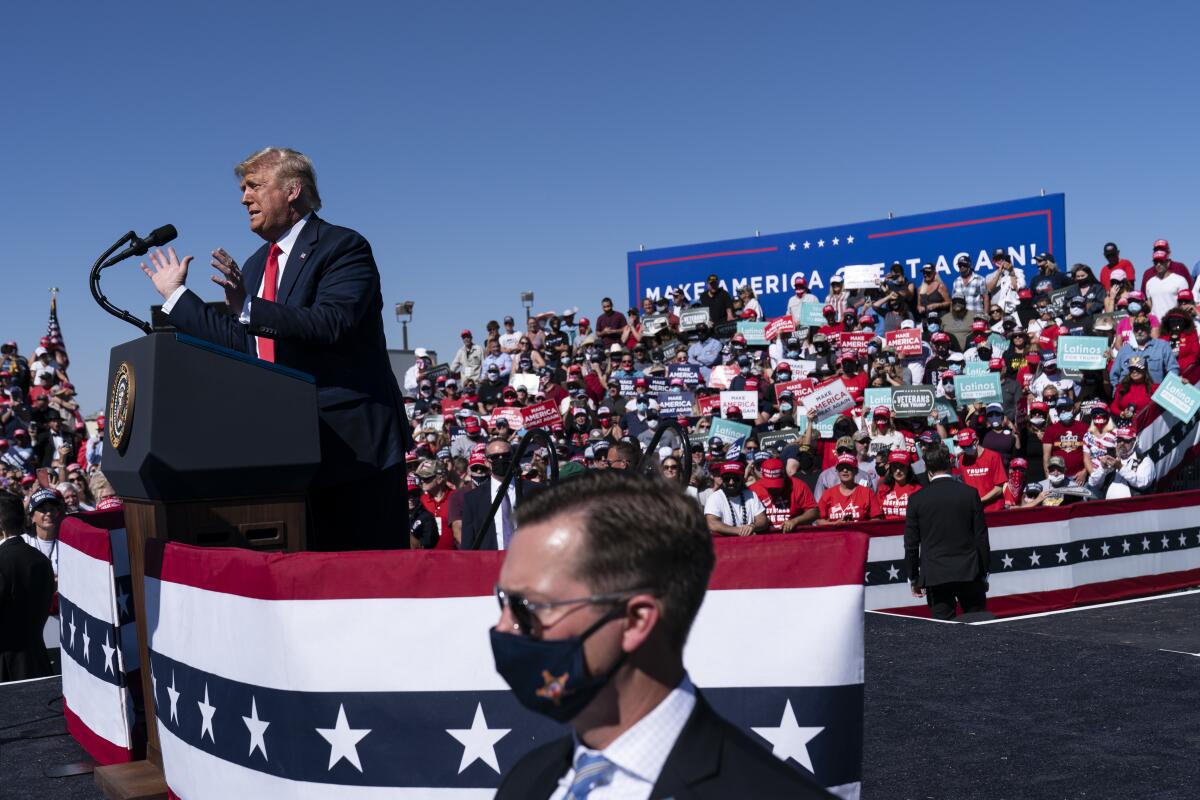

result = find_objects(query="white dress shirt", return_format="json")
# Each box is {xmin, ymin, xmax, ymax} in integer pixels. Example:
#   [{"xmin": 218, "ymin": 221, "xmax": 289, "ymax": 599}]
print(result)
[
  {"xmin": 490, "ymin": 476, "xmax": 518, "ymax": 551},
  {"xmin": 549, "ymin": 675, "xmax": 697, "ymax": 800},
  {"xmin": 161, "ymin": 214, "xmax": 313, "ymax": 358}
]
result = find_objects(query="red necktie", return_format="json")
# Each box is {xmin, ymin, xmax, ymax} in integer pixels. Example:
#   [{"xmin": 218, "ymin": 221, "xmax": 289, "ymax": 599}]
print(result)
[{"xmin": 257, "ymin": 243, "xmax": 282, "ymax": 362}]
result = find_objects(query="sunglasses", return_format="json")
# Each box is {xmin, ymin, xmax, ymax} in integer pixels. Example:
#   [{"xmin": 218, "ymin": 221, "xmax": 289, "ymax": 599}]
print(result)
[
  {"xmin": 495, "ymin": 585, "xmax": 651, "ymax": 637},
  {"xmin": 662, "ymin": 463, "xmax": 680, "ymax": 470}
]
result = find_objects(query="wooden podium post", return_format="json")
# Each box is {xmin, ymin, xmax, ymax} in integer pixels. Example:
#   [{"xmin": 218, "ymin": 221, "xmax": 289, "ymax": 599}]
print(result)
[{"xmin": 92, "ymin": 334, "xmax": 320, "ymax": 798}]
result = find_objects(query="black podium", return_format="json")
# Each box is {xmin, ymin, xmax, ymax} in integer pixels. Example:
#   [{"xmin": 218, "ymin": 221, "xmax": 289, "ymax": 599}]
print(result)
[{"xmin": 96, "ymin": 333, "xmax": 320, "ymax": 797}]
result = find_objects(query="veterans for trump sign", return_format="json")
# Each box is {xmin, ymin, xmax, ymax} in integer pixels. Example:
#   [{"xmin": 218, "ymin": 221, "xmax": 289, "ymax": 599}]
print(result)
[{"xmin": 891, "ymin": 386, "xmax": 936, "ymax": 418}]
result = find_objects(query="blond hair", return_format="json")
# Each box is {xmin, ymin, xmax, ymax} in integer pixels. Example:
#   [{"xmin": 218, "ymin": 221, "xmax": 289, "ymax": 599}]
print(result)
[{"xmin": 235, "ymin": 147, "xmax": 322, "ymax": 212}]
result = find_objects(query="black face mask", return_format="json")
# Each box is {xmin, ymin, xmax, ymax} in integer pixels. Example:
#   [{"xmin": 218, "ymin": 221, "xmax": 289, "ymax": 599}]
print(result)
[
  {"xmin": 489, "ymin": 455, "xmax": 513, "ymax": 476},
  {"xmin": 795, "ymin": 453, "xmax": 816, "ymax": 472},
  {"xmin": 722, "ymin": 478, "xmax": 744, "ymax": 496}
]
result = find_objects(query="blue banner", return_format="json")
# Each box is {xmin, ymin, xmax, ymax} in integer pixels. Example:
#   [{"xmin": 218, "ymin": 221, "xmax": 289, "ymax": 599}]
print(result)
[{"xmin": 628, "ymin": 194, "xmax": 1067, "ymax": 318}]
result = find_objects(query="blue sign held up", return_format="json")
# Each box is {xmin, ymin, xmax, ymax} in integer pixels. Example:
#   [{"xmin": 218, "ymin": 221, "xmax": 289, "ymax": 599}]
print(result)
[{"xmin": 628, "ymin": 194, "xmax": 1067, "ymax": 320}]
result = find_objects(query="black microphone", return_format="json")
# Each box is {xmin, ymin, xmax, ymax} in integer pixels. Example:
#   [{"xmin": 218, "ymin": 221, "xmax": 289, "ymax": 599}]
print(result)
[{"xmin": 128, "ymin": 224, "xmax": 178, "ymax": 257}]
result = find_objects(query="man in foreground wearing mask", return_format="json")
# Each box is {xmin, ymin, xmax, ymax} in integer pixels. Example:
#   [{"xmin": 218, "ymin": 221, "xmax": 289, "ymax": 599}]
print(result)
[{"xmin": 493, "ymin": 471, "xmax": 830, "ymax": 798}]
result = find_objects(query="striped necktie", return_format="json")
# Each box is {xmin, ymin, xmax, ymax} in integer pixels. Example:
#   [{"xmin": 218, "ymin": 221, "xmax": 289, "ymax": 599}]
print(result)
[{"xmin": 566, "ymin": 752, "xmax": 614, "ymax": 800}]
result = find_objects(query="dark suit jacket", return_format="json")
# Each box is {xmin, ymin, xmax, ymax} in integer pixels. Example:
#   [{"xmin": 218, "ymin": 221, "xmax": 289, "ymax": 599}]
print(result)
[
  {"xmin": 459, "ymin": 479, "xmax": 537, "ymax": 551},
  {"xmin": 0, "ymin": 537, "xmax": 55, "ymax": 682},
  {"xmin": 903, "ymin": 475, "xmax": 990, "ymax": 587},
  {"xmin": 495, "ymin": 692, "xmax": 832, "ymax": 799},
  {"xmin": 167, "ymin": 215, "xmax": 413, "ymax": 484}
]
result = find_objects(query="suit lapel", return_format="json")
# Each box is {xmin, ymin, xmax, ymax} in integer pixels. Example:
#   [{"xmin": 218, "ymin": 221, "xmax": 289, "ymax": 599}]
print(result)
[
  {"xmin": 277, "ymin": 215, "xmax": 321, "ymax": 305},
  {"xmin": 650, "ymin": 693, "xmax": 723, "ymax": 799}
]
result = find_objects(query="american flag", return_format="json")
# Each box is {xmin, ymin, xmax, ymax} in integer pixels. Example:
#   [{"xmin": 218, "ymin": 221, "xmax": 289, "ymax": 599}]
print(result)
[
  {"xmin": 46, "ymin": 289, "xmax": 64, "ymax": 350},
  {"xmin": 142, "ymin": 534, "xmax": 867, "ymax": 799}
]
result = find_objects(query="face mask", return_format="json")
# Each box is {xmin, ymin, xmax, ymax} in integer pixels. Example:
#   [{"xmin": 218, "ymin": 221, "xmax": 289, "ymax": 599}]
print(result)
[
  {"xmin": 989, "ymin": 417, "xmax": 1003, "ymax": 429},
  {"xmin": 1049, "ymin": 473, "xmax": 1066, "ymax": 487},
  {"xmin": 875, "ymin": 463, "xmax": 888, "ymax": 476},
  {"xmin": 928, "ymin": 324, "xmax": 941, "ymax": 333},
  {"xmin": 963, "ymin": 446, "xmax": 977, "ymax": 457},
  {"xmin": 1070, "ymin": 307, "xmax": 1085, "ymax": 317},
  {"xmin": 1128, "ymin": 303, "xmax": 1143, "ymax": 314},
  {"xmin": 1059, "ymin": 412, "xmax": 1074, "ymax": 424},
  {"xmin": 489, "ymin": 608, "xmax": 625, "ymax": 723},
  {"xmin": 780, "ymin": 402, "xmax": 794, "ymax": 413},
  {"xmin": 489, "ymin": 455, "xmax": 513, "ymax": 475},
  {"xmin": 470, "ymin": 472, "xmax": 490, "ymax": 487},
  {"xmin": 722, "ymin": 479, "xmax": 744, "ymax": 496},
  {"xmin": 796, "ymin": 454, "xmax": 816, "ymax": 471},
  {"xmin": 646, "ymin": 418, "xmax": 659, "ymax": 429},
  {"xmin": 787, "ymin": 349, "xmax": 800, "ymax": 359}
]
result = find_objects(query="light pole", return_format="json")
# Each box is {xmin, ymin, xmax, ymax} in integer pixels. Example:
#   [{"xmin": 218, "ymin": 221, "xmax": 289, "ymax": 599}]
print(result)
[
  {"xmin": 520, "ymin": 291, "xmax": 534, "ymax": 322},
  {"xmin": 394, "ymin": 301, "xmax": 414, "ymax": 351}
]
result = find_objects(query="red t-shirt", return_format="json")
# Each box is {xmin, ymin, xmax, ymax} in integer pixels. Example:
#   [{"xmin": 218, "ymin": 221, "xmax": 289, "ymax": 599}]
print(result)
[
  {"xmin": 818, "ymin": 484, "xmax": 881, "ymax": 523},
  {"xmin": 876, "ymin": 481, "xmax": 920, "ymax": 520},
  {"xmin": 751, "ymin": 481, "xmax": 818, "ymax": 531},
  {"xmin": 420, "ymin": 491, "xmax": 453, "ymax": 548},
  {"xmin": 953, "ymin": 448, "xmax": 1006, "ymax": 511},
  {"xmin": 1110, "ymin": 382, "xmax": 1155, "ymax": 417},
  {"xmin": 1099, "ymin": 259, "xmax": 1136, "ymax": 291},
  {"xmin": 840, "ymin": 372, "xmax": 869, "ymax": 405},
  {"xmin": 1043, "ymin": 421, "xmax": 1089, "ymax": 474}
]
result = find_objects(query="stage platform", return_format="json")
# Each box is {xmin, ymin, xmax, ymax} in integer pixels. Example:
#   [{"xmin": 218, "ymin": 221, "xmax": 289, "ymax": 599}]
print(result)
[{"xmin": 4, "ymin": 591, "xmax": 1198, "ymax": 800}]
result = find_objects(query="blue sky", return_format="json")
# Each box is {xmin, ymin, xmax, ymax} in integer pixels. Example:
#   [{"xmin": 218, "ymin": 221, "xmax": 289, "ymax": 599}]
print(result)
[{"xmin": 3, "ymin": 2, "xmax": 1197, "ymax": 411}]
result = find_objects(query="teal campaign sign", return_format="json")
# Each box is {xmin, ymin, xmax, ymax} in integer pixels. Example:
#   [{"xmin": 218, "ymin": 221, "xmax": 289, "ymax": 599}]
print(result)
[
  {"xmin": 1152, "ymin": 372, "xmax": 1200, "ymax": 421},
  {"xmin": 987, "ymin": 333, "xmax": 1009, "ymax": 355},
  {"xmin": 953, "ymin": 373, "xmax": 1002, "ymax": 407},
  {"xmin": 813, "ymin": 415, "xmax": 837, "ymax": 439},
  {"xmin": 964, "ymin": 361, "xmax": 991, "ymax": 376},
  {"xmin": 932, "ymin": 398, "xmax": 958, "ymax": 422},
  {"xmin": 736, "ymin": 321, "xmax": 768, "ymax": 346},
  {"xmin": 863, "ymin": 387, "xmax": 891, "ymax": 422},
  {"xmin": 708, "ymin": 417, "xmax": 754, "ymax": 447},
  {"xmin": 1056, "ymin": 336, "xmax": 1109, "ymax": 370},
  {"xmin": 799, "ymin": 301, "xmax": 827, "ymax": 328}
]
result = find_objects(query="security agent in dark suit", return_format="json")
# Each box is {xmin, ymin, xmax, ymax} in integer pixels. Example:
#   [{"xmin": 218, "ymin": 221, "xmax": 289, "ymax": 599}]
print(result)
[
  {"xmin": 0, "ymin": 493, "xmax": 55, "ymax": 682},
  {"xmin": 492, "ymin": 471, "xmax": 830, "ymax": 799},
  {"xmin": 903, "ymin": 444, "xmax": 991, "ymax": 620},
  {"xmin": 141, "ymin": 148, "xmax": 413, "ymax": 551},
  {"xmin": 460, "ymin": 438, "xmax": 537, "ymax": 551}
]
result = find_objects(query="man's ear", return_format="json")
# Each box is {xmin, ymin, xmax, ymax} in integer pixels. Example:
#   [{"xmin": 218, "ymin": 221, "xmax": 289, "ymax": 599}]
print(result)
[{"xmin": 621, "ymin": 594, "xmax": 661, "ymax": 653}]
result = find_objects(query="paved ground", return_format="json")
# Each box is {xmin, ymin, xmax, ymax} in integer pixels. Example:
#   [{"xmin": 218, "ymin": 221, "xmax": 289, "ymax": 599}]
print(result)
[{"xmin": 4, "ymin": 592, "xmax": 1199, "ymax": 799}]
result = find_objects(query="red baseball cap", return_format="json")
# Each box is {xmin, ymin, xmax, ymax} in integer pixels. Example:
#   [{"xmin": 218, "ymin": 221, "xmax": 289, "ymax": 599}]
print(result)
[
  {"xmin": 1026, "ymin": 352, "xmax": 1041, "ymax": 364},
  {"xmin": 460, "ymin": 329, "xmax": 472, "ymax": 338},
  {"xmin": 579, "ymin": 317, "xmax": 590, "ymax": 326},
  {"xmin": 1010, "ymin": 457, "xmax": 1028, "ymax": 471},
  {"xmin": 1179, "ymin": 290, "xmax": 1194, "ymax": 302},
  {"xmin": 468, "ymin": 451, "xmax": 488, "ymax": 467},
  {"xmin": 725, "ymin": 405, "xmax": 743, "ymax": 416},
  {"xmin": 873, "ymin": 406, "xmax": 890, "ymax": 418},
  {"xmin": 720, "ymin": 460, "xmax": 746, "ymax": 476},
  {"xmin": 465, "ymin": 417, "xmax": 482, "ymax": 434},
  {"xmin": 836, "ymin": 453, "xmax": 858, "ymax": 469},
  {"xmin": 1153, "ymin": 239, "xmax": 1170, "ymax": 252},
  {"xmin": 634, "ymin": 377, "xmax": 648, "ymax": 388},
  {"xmin": 955, "ymin": 428, "xmax": 977, "ymax": 447},
  {"xmin": 823, "ymin": 305, "xmax": 836, "ymax": 315},
  {"xmin": 931, "ymin": 332, "xmax": 950, "ymax": 344},
  {"xmin": 1114, "ymin": 425, "xmax": 1136, "ymax": 440},
  {"xmin": 887, "ymin": 450, "xmax": 910, "ymax": 466},
  {"xmin": 971, "ymin": 320, "xmax": 987, "ymax": 332},
  {"xmin": 759, "ymin": 458, "xmax": 786, "ymax": 489},
  {"xmin": 740, "ymin": 309, "xmax": 758, "ymax": 320},
  {"xmin": 407, "ymin": 473, "xmax": 421, "ymax": 491},
  {"xmin": 1029, "ymin": 401, "xmax": 1049, "ymax": 413},
  {"xmin": 989, "ymin": 357, "xmax": 1005, "ymax": 371},
  {"xmin": 793, "ymin": 276, "xmax": 807, "ymax": 286}
]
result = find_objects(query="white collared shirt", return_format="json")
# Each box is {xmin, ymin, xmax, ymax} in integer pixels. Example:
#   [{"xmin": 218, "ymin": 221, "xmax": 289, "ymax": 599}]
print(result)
[
  {"xmin": 549, "ymin": 675, "xmax": 697, "ymax": 800},
  {"xmin": 490, "ymin": 476, "xmax": 518, "ymax": 551}
]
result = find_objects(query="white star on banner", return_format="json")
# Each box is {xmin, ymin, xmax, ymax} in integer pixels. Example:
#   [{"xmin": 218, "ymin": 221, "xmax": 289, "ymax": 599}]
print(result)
[
  {"xmin": 886, "ymin": 564, "xmax": 900, "ymax": 581},
  {"xmin": 864, "ymin": 570, "xmax": 870, "ymax": 584},
  {"xmin": 1101, "ymin": 542, "xmax": 1111, "ymax": 556},
  {"xmin": 1079, "ymin": 544, "xmax": 1090, "ymax": 559},
  {"xmin": 198, "ymin": 684, "xmax": 217, "ymax": 743},
  {"xmin": 151, "ymin": 669, "xmax": 158, "ymax": 704},
  {"xmin": 243, "ymin": 697, "xmax": 270, "ymax": 760},
  {"xmin": 752, "ymin": 700, "xmax": 823, "ymax": 773},
  {"xmin": 803, "ymin": 241, "xmax": 811, "ymax": 249},
  {"xmin": 447, "ymin": 703, "xmax": 511, "ymax": 774},
  {"xmin": 1161, "ymin": 535, "xmax": 1170, "ymax": 549},
  {"xmin": 1142, "ymin": 537, "xmax": 1151, "ymax": 551},
  {"xmin": 317, "ymin": 704, "xmax": 371, "ymax": 773},
  {"xmin": 788, "ymin": 242, "xmax": 797, "ymax": 251},
  {"xmin": 1180, "ymin": 533, "xmax": 1189, "ymax": 548},
  {"xmin": 167, "ymin": 672, "xmax": 181, "ymax": 725},
  {"xmin": 832, "ymin": 237, "xmax": 840, "ymax": 246},
  {"xmin": 66, "ymin": 613, "xmax": 76, "ymax": 648},
  {"xmin": 101, "ymin": 632, "xmax": 116, "ymax": 675},
  {"xmin": 846, "ymin": 234, "xmax": 855, "ymax": 244},
  {"xmin": 1001, "ymin": 554, "xmax": 1014, "ymax": 569},
  {"xmin": 1122, "ymin": 540, "xmax": 1131, "ymax": 553},
  {"xmin": 117, "ymin": 588, "xmax": 130, "ymax": 617},
  {"xmin": 817, "ymin": 239, "xmax": 825, "ymax": 248},
  {"xmin": 1029, "ymin": 551, "xmax": 1041, "ymax": 566},
  {"xmin": 1056, "ymin": 548, "xmax": 1068, "ymax": 563},
  {"xmin": 81, "ymin": 622, "xmax": 90, "ymax": 663}
]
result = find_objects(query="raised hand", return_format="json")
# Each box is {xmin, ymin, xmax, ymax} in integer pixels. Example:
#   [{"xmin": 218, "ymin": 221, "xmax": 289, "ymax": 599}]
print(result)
[
  {"xmin": 210, "ymin": 248, "xmax": 246, "ymax": 309},
  {"xmin": 140, "ymin": 247, "xmax": 193, "ymax": 300}
]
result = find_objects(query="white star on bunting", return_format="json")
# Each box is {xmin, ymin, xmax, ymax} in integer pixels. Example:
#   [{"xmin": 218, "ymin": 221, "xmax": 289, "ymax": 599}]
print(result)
[
  {"xmin": 1122, "ymin": 540, "xmax": 1131, "ymax": 553},
  {"xmin": 886, "ymin": 564, "xmax": 900, "ymax": 581},
  {"xmin": 101, "ymin": 632, "xmax": 116, "ymax": 675},
  {"xmin": 846, "ymin": 234, "xmax": 855, "ymax": 244},
  {"xmin": 117, "ymin": 588, "xmax": 130, "ymax": 617},
  {"xmin": 447, "ymin": 703, "xmax": 510, "ymax": 774},
  {"xmin": 1180, "ymin": 533, "xmax": 1189, "ymax": 548},
  {"xmin": 66, "ymin": 613, "xmax": 76, "ymax": 648},
  {"xmin": 803, "ymin": 241, "xmax": 811, "ymax": 249},
  {"xmin": 1142, "ymin": 537, "xmax": 1151, "ymax": 551},
  {"xmin": 1029, "ymin": 551, "xmax": 1041, "ymax": 566},
  {"xmin": 167, "ymin": 672, "xmax": 181, "ymax": 725},
  {"xmin": 1056, "ymin": 548, "xmax": 1068, "ymax": 563},
  {"xmin": 198, "ymin": 683, "xmax": 217, "ymax": 743},
  {"xmin": 1001, "ymin": 554, "xmax": 1014, "ymax": 569},
  {"xmin": 81, "ymin": 622, "xmax": 90, "ymax": 663},
  {"xmin": 752, "ymin": 700, "xmax": 823, "ymax": 773},
  {"xmin": 817, "ymin": 239, "xmax": 825, "ymax": 248},
  {"xmin": 1079, "ymin": 544, "xmax": 1090, "ymax": 559},
  {"xmin": 1101, "ymin": 542, "xmax": 1111, "ymax": 556},
  {"xmin": 243, "ymin": 697, "xmax": 270, "ymax": 760},
  {"xmin": 1161, "ymin": 535, "xmax": 1170, "ymax": 549},
  {"xmin": 317, "ymin": 704, "xmax": 371, "ymax": 772},
  {"xmin": 788, "ymin": 242, "xmax": 797, "ymax": 251},
  {"xmin": 832, "ymin": 237, "xmax": 840, "ymax": 246}
]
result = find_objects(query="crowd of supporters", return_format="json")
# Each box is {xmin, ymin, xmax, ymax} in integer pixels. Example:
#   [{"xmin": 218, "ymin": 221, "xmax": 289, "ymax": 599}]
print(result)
[{"xmin": 404, "ymin": 239, "xmax": 1200, "ymax": 547}]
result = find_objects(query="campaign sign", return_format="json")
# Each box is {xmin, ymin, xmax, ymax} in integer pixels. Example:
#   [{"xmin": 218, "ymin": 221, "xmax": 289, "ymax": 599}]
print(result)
[
  {"xmin": 1151, "ymin": 372, "xmax": 1200, "ymax": 421},
  {"xmin": 863, "ymin": 388, "xmax": 892, "ymax": 421},
  {"xmin": 1057, "ymin": 336, "xmax": 1109, "ymax": 370},
  {"xmin": 678, "ymin": 307, "xmax": 711, "ymax": 332},
  {"xmin": 489, "ymin": 406, "xmax": 525, "ymax": 431},
  {"xmin": 812, "ymin": 415, "xmax": 837, "ymax": 440},
  {"xmin": 708, "ymin": 365, "xmax": 739, "ymax": 390},
  {"xmin": 964, "ymin": 361, "xmax": 992, "ymax": 376},
  {"xmin": 736, "ymin": 321, "xmax": 769, "ymax": 346},
  {"xmin": 759, "ymin": 427, "xmax": 803, "ymax": 452},
  {"xmin": 656, "ymin": 391, "xmax": 696, "ymax": 418},
  {"xmin": 619, "ymin": 376, "xmax": 668, "ymax": 396},
  {"xmin": 520, "ymin": 400, "xmax": 560, "ymax": 429},
  {"xmin": 801, "ymin": 378, "xmax": 856, "ymax": 420},
  {"xmin": 932, "ymin": 397, "xmax": 958, "ymax": 423},
  {"xmin": 642, "ymin": 314, "xmax": 671, "ymax": 337},
  {"xmin": 720, "ymin": 390, "xmax": 759, "ymax": 419},
  {"xmin": 660, "ymin": 340, "xmax": 684, "ymax": 361},
  {"xmin": 839, "ymin": 263, "xmax": 880, "ymax": 290},
  {"xmin": 423, "ymin": 363, "xmax": 451, "ymax": 383},
  {"xmin": 891, "ymin": 386, "xmax": 936, "ymax": 418},
  {"xmin": 509, "ymin": 372, "xmax": 539, "ymax": 394},
  {"xmin": 419, "ymin": 415, "xmax": 444, "ymax": 432},
  {"xmin": 1047, "ymin": 286, "xmax": 1075, "ymax": 315},
  {"xmin": 764, "ymin": 316, "xmax": 796, "ymax": 340},
  {"xmin": 775, "ymin": 377, "xmax": 816, "ymax": 401},
  {"xmin": 885, "ymin": 328, "xmax": 924, "ymax": 357},
  {"xmin": 838, "ymin": 332, "xmax": 874, "ymax": 358},
  {"xmin": 709, "ymin": 417, "xmax": 753, "ymax": 448},
  {"xmin": 628, "ymin": 194, "xmax": 1066, "ymax": 318},
  {"xmin": 714, "ymin": 319, "xmax": 738, "ymax": 340},
  {"xmin": 799, "ymin": 302, "xmax": 827, "ymax": 327},
  {"xmin": 987, "ymin": 333, "xmax": 1010, "ymax": 355},
  {"xmin": 696, "ymin": 394, "xmax": 722, "ymax": 416},
  {"xmin": 667, "ymin": 363, "xmax": 702, "ymax": 386},
  {"xmin": 953, "ymin": 373, "xmax": 1003, "ymax": 407}
]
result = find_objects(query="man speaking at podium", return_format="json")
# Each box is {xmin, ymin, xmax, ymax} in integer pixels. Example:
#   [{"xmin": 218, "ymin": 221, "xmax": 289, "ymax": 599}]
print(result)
[{"xmin": 140, "ymin": 147, "xmax": 413, "ymax": 551}]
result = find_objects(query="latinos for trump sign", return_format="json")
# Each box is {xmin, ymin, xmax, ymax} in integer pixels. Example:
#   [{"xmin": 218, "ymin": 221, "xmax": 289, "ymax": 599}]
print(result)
[
  {"xmin": 629, "ymin": 194, "xmax": 1066, "ymax": 319},
  {"xmin": 1151, "ymin": 372, "xmax": 1200, "ymax": 421},
  {"xmin": 953, "ymin": 373, "xmax": 1003, "ymax": 407},
  {"xmin": 1056, "ymin": 336, "xmax": 1109, "ymax": 371},
  {"xmin": 142, "ymin": 535, "xmax": 867, "ymax": 799}
]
